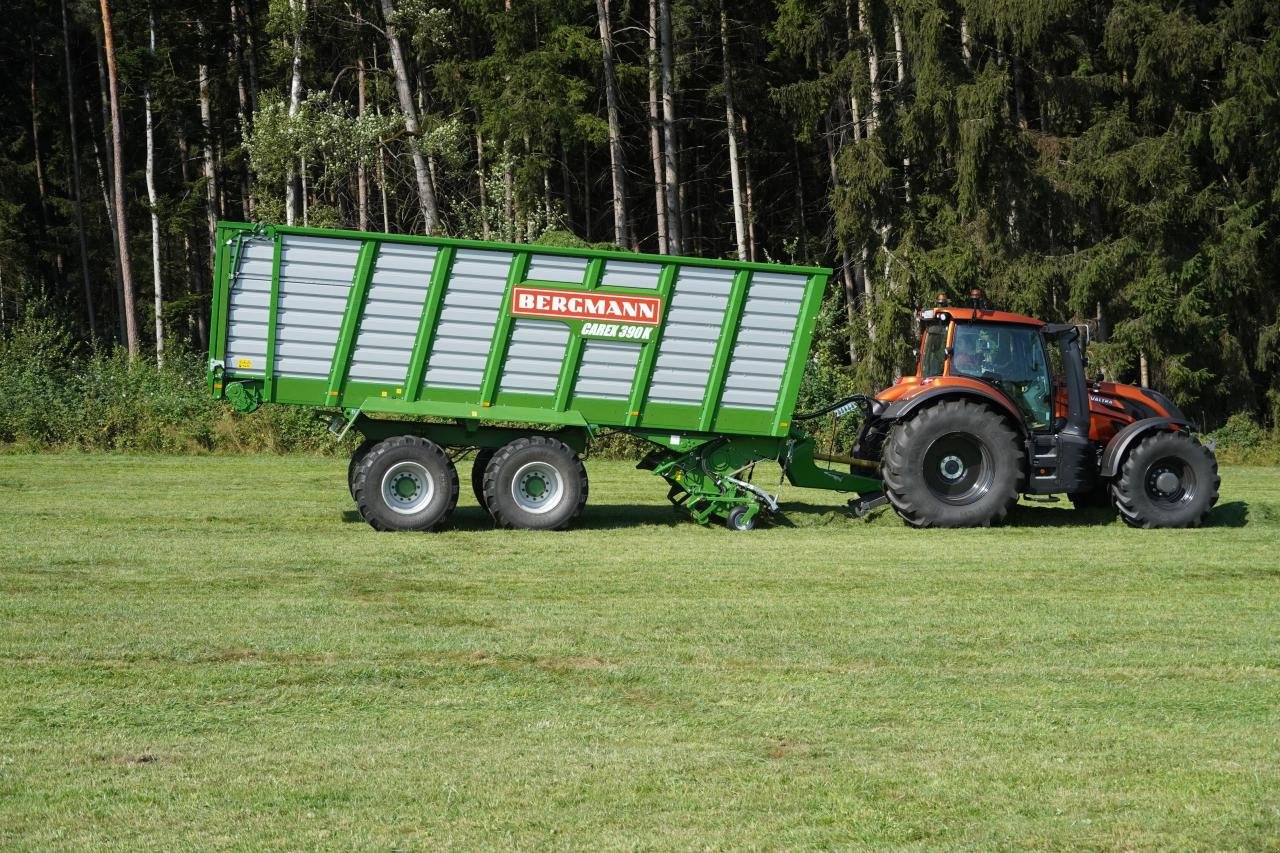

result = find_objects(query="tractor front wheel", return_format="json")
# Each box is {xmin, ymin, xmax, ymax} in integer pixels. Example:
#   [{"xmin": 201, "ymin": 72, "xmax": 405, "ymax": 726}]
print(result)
[
  {"xmin": 881, "ymin": 401, "xmax": 1023, "ymax": 528},
  {"xmin": 1111, "ymin": 431, "xmax": 1219, "ymax": 528}
]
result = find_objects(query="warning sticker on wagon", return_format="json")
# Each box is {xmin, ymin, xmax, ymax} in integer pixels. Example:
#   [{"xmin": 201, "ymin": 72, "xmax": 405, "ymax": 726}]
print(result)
[{"xmin": 236, "ymin": 358, "xmax": 254, "ymax": 369}]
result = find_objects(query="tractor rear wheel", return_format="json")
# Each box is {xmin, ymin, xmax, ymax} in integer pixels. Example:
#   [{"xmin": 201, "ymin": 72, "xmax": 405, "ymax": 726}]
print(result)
[
  {"xmin": 483, "ymin": 436, "xmax": 588, "ymax": 530},
  {"xmin": 470, "ymin": 448, "xmax": 496, "ymax": 512},
  {"xmin": 882, "ymin": 400, "xmax": 1022, "ymax": 528},
  {"xmin": 352, "ymin": 436, "xmax": 459, "ymax": 532},
  {"xmin": 1111, "ymin": 431, "xmax": 1218, "ymax": 528}
]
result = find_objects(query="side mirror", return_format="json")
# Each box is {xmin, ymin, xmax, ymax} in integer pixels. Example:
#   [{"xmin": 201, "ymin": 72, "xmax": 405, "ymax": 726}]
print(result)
[{"xmin": 1093, "ymin": 372, "xmax": 1104, "ymax": 384}]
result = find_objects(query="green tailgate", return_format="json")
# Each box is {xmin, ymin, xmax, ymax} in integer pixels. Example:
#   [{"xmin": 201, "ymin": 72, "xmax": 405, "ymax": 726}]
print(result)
[{"xmin": 208, "ymin": 222, "xmax": 830, "ymax": 439}]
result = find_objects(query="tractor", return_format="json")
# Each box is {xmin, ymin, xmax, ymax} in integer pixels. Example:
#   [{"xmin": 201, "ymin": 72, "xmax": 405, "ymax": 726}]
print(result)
[{"xmin": 846, "ymin": 291, "xmax": 1219, "ymax": 528}]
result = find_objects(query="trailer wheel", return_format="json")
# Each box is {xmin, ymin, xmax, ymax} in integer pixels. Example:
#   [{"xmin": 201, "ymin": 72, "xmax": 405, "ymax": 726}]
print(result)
[
  {"xmin": 1110, "ymin": 431, "xmax": 1219, "ymax": 528},
  {"xmin": 353, "ymin": 436, "xmax": 459, "ymax": 532},
  {"xmin": 470, "ymin": 448, "xmax": 496, "ymax": 512},
  {"xmin": 347, "ymin": 438, "xmax": 377, "ymax": 498},
  {"xmin": 725, "ymin": 505, "xmax": 757, "ymax": 532},
  {"xmin": 483, "ymin": 436, "xmax": 588, "ymax": 530},
  {"xmin": 881, "ymin": 400, "xmax": 1022, "ymax": 528}
]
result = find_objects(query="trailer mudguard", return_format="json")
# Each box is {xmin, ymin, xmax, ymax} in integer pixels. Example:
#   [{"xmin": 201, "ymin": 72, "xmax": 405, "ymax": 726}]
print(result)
[{"xmin": 1098, "ymin": 416, "xmax": 1190, "ymax": 478}]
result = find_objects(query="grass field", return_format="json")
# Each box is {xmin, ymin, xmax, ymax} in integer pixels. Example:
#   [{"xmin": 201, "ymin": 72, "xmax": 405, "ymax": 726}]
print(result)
[{"xmin": 1, "ymin": 453, "xmax": 1277, "ymax": 849}]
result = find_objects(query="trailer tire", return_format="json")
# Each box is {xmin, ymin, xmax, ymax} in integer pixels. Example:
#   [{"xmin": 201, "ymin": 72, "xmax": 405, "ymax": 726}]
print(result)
[
  {"xmin": 353, "ymin": 436, "xmax": 459, "ymax": 532},
  {"xmin": 1110, "ymin": 431, "xmax": 1218, "ymax": 528},
  {"xmin": 483, "ymin": 436, "xmax": 588, "ymax": 531},
  {"xmin": 882, "ymin": 400, "xmax": 1022, "ymax": 528},
  {"xmin": 725, "ymin": 505, "xmax": 757, "ymax": 532},
  {"xmin": 470, "ymin": 448, "xmax": 496, "ymax": 512},
  {"xmin": 348, "ymin": 438, "xmax": 377, "ymax": 498}
]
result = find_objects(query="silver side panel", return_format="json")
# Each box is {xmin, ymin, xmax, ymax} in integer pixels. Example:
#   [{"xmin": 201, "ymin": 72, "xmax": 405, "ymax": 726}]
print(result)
[
  {"xmin": 499, "ymin": 320, "xmax": 570, "ymax": 396},
  {"xmin": 646, "ymin": 266, "xmax": 734, "ymax": 406},
  {"xmin": 720, "ymin": 271, "xmax": 808, "ymax": 410},
  {"xmin": 575, "ymin": 340, "xmax": 641, "ymax": 400},
  {"xmin": 347, "ymin": 243, "xmax": 438, "ymax": 385},
  {"xmin": 274, "ymin": 235, "xmax": 360, "ymax": 380},
  {"xmin": 224, "ymin": 238, "xmax": 275, "ymax": 373},
  {"xmin": 601, "ymin": 259, "xmax": 663, "ymax": 290},
  {"xmin": 526, "ymin": 254, "xmax": 588, "ymax": 285},
  {"xmin": 423, "ymin": 248, "xmax": 513, "ymax": 390}
]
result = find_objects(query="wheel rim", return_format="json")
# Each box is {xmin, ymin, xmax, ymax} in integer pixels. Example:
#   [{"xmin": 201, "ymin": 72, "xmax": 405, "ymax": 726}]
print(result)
[
  {"xmin": 381, "ymin": 460, "xmax": 435, "ymax": 515},
  {"xmin": 1144, "ymin": 456, "xmax": 1197, "ymax": 506},
  {"xmin": 922, "ymin": 432, "xmax": 994, "ymax": 504},
  {"xmin": 511, "ymin": 461, "xmax": 565, "ymax": 515}
]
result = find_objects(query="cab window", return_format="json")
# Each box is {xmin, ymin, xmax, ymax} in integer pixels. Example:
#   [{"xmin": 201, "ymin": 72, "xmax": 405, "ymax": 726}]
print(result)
[
  {"xmin": 950, "ymin": 323, "xmax": 1053, "ymax": 429},
  {"xmin": 920, "ymin": 324, "xmax": 947, "ymax": 377}
]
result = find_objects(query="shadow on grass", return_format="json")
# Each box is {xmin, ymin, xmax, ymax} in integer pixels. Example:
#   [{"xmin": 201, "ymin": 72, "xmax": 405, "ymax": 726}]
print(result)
[
  {"xmin": 340, "ymin": 499, "xmax": 1254, "ymax": 531},
  {"xmin": 340, "ymin": 504, "xmax": 684, "ymax": 531}
]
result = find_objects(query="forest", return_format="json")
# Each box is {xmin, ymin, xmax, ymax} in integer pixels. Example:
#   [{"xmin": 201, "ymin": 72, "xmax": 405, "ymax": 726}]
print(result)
[{"xmin": 0, "ymin": 0, "xmax": 1278, "ymax": 435}]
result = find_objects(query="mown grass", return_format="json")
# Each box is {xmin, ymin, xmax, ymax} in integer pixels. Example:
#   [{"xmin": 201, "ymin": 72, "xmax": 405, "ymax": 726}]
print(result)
[{"xmin": 0, "ymin": 454, "xmax": 1277, "ymax": 849}]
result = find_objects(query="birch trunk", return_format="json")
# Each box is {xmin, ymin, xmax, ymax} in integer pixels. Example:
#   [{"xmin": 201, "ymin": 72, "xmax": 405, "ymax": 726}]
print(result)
[
  {"xmin": 285, "ymin": 0, "xmax": 305, "ymax": 224},
  {"xmin": 356, "ymin": 11, "xmax": 369, "ymax": 230},
  {"xmin": 197, "ymin": 20, "xmax": 219, "ymax": 269},
  {"xmin": 98, "ymin": 0, "xmax": 138, "ymax": 357},
  {"xmin": 648, "ymin": 0, "xmax": 667, "ymax": 253},
  {"xmin": 378, "ymin": 0, "xmax": 440, "ymax": 234},
  {"xmin": 719, "ymin": 2, "xmax": 747, "ymax": 261},
  {"xmin": 861, "ymin": 0, "xmax": 880, "ymax": 133},
  {"xmin": 892, "ymin": 10, "xmax": 910, "ymax": 200},
  {"xmin": 595, "ymin": 0, "xmax": 629, "ymax": 247},
  {"xmin": 145, "ymin": 9, "xmax": 164, "ymax": 364},
  {"xmin": 658, "ymin": 0, "xmax": 682, "ymax": 253},
  {"xmin": 61, "ymin": 0, "xmax": 96, "ymax": 336}
]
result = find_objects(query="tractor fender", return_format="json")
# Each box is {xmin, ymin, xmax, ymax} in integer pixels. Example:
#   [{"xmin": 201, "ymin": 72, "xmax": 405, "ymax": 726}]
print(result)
[
  {"xmin": 878, "ymin": 385, "xmax": 1028, "ymax": 434},
  {"xmin": 1099, "ymin": 417, "xmax": 1190, "ymax": 479}
]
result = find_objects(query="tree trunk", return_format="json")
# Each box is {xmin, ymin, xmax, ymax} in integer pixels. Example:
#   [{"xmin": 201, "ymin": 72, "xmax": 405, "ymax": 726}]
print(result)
[
  {"xmin": 476, "ymin": 130, "xmax": 490, "ymax": 240},
  {"xmin": 595, "ymin": 0, "xmax": 629, "ymax": 248},
  {"xmin": 356, "ymin": 10, "xmax": 369, "ymax": 231},
  {"xmin": 145, "ymin": 8, "xmax": 164, "ymax": 364},
  {"xmin": 861, "ymin": 0, "xmax": 880, "ymax": 133},
  {"xmin": 61, "ymin": 0, "xmax": 96, "ymax": 337},
  {"xmin": 285, "ymin": 0, "xmax": 305, "ymax": 224},
  {"xmin": 719, "ymin": 1, "xmax": 747, "ymax": 261},
  {"xmin": 197, "ymin": 20, "xmax": 219, "ymax": 272},
  {"xmin": 379, "ymin": 0, "xmax": 440, "ymax": 234},
  {"xmin": 892, "ymin": 9, "xmax": 910, "ymax": 200},
  {"xmin": 648, "ymin": 0, "xmax": 667, "ymax": 253},
  {"xmin": 86, "ymin": 97, "xmax": 123, "ymax": 328},
  {"xmin": 741, "ymin": 115, "xmax": 757, "ymax": 261},
  {"xmin": 658, "ymin": 0, "xmax": 682, "ymax": 253},
  {"xmin": 231, "ymin": 0, "xmax": 253, "ymax": 218},
  {"xmin": 98, "ymin": 0, "xmax": 138, "ymax": 357}
]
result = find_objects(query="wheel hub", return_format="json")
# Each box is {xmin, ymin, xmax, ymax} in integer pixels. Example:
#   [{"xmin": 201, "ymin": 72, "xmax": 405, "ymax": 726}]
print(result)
[
  {"xmin": 511, "ymin": 461, "xmax": 565, "ymax": 515},
  {"xmin": 1153, "ymin": 470, "xmax": 1180, "ymax": 495},
  {"xmin": 939, "ymin": 454, "xmax": 966, "ymax": 481},
  {"xmin": 381, "ymin": 461, "xmax": 435, "ymax": 515}
]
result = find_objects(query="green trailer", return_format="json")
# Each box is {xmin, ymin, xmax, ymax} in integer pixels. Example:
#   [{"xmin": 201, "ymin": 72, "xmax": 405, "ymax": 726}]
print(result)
[{"xmin": 207, "ymin": 221, "xmax": 882, "ymax": 531}]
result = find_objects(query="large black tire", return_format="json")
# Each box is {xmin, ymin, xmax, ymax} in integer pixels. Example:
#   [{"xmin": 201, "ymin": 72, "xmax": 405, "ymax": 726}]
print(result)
[
  {"xmin": 1110, "ymin": 431, "xmax": 1219, "ymax": 528},
  {"xmin": 352, "ymin": 436, "xmax": 459, "ymax": 532},
  {"xmin": 483, "ymin": 436, "xmax": 588, "ymax": 530},
  {"xmin": 881, "ymin": 400, "xmax": 1023, "ymax": 528},
  {"xmin": 470, "ymin": 448, "xmax": 496, "ymax": 512},
  {"xmin": 347, "ymin": 438, "xmax": 377, "ymax": 498}
]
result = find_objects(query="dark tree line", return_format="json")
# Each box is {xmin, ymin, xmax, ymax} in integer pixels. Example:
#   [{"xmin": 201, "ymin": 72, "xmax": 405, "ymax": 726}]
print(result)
[{"xmin": 1, "ymin": 0, "xmax": 1277, "ymax": 427}]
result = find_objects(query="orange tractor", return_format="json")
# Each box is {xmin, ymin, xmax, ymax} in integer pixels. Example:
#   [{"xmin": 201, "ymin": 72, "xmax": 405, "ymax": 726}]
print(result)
[{"xmin": 844, "ymin": 291, "xmax": 1219, "ymax": 528}]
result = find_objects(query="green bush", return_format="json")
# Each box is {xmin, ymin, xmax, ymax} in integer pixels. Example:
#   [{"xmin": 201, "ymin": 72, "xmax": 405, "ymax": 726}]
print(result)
[{"xmin": 1207, "ymin": 414, "xmax": 1280, "ymax": 465}]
